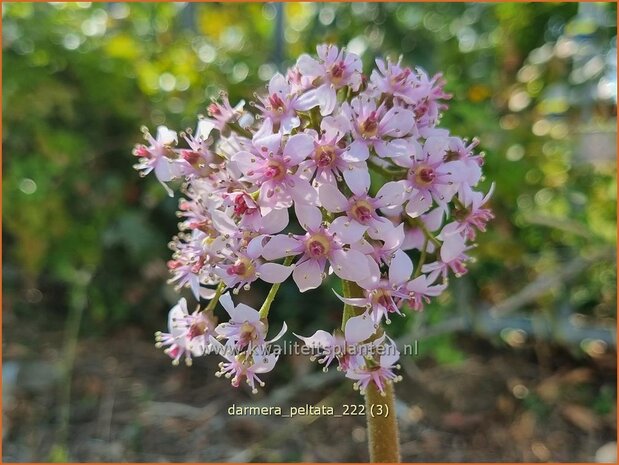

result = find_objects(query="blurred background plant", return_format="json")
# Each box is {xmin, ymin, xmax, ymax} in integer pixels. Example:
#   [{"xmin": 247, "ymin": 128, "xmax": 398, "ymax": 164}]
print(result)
[{"xmin": 3, "ymin": 2, "xmax": 617, "ymax": 462}]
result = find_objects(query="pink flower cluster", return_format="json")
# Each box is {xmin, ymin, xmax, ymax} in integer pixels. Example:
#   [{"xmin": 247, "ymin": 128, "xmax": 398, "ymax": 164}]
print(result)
[{"xmin": 134, "ymin": 44, "xmax": 493, "ymax": 395}]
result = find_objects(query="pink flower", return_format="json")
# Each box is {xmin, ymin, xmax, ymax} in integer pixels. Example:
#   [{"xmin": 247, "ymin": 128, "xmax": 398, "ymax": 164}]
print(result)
[
  {"xmin": 176, "ymin": 120, "xmax": 217, "ymax": 176},
  {"xmin": 295, "ymin": 312, "xmax": 379, "ymax": 371},
  {"xmin": 453, "ymin": 184, "xmax": 495, "ymax": 241},
  {"xmin": 409, "ymin": 70, "xmax": 451, "ymax": 129},
  {"xmin": 370, "ymin": 58, "xmax": 418, "ymax": 102},
  {"xmin": 286, "ymin": 65, "xmax": 314, "ymax": 94},
  {"xmin": 133, "ymin": 43, "xmax": 493, "ymax": 395},
  {"xmin": 358, "ymin": 221, "xmax": 406, "ymax": 266},
  {"xmin": 401, "ymin": 206, "xmax": 445, "ymax": 252},
  {"xmin": 318, "ymin": 174, "xmax": 406, "ymax": 243},
  {"xmin": 345, "ymin": 338, "xmax": 402, "ymax": 395},
  {"xmin": 445, "ymin": 136, "xmax": 484, "ymax": 187},
  {"xmin": 297, "ymin": 44, "xmax": 362, "ymax": 115},
  {"xmin": 337, "ymin": 249, "xmax": 447, "ymax": 316},
  {"xmin": 155, "ymin": 298, "xmax": 217, "ymax": 366},
  {"xmin": 343, "ymin": 97, "xmax": 414, "ymax": 161},
  {"xmin": 215, "ymin": 292, "xmax": 287, "ymax": 351},
  {"xmin": 369, "ymin": 59, "xmax": 451, "ymax": 127},
  {"xmin": 167, "ymin": 255, "xmax": 204, "ymax": 300},
  {"xmin": 214, "ymin": 236, "xmax": 293, "ymax": 290},
  {"xmin": 204, "ymin": 92, "xmax": 245, "ymax": 133},
  {"xmin": 405, "ymin": 273, "xmax": 447, "ymax": 311},
  {"xmin": 223, "ymin": 191, "xmax": 290, "ymax": 234},
  {"xmin": 422, "ymin": 223, "xmax": 472, "ymax": 281},
  {"xmin": 133, "ymin": 126, "xmax": 183, "ymax": 196},
  {"xmin": 210, "ymin": 293, "xmax": 287, "ymax": 393},
  {"xmin": 396, "ymin": 136, "xmax": 464, "ymax": 217},
  {"xmin": 335, "ymin": 250, "xmax": 412, "ymax": 323},
  {"xmin": 255, "ymin": 73, "xmax": 314, "ymax": 133},
  {"xmin": 296, "ymin": 115, "xmax": 368, "ymax": 191},
  {"xmin": 216, "ymin": 293, "xmax": 265, "ymax": 350},
  {"xmin": 167, "ymin": 234, "xmax": 225, "ymax": 299},
  {"xmin": 262, "ymin": 204, "xmax": 372, "ymax": 291},
  {"xmin": 211, "ymin": 337, "xmax": 281, "ymax": 394},
  {"xmin": 232, "ymin": 123, "xmax": 317, "ymax": 209},
  {"xmin": 177, "ymin": 190, "xmax": 236, "ymax": 236}
]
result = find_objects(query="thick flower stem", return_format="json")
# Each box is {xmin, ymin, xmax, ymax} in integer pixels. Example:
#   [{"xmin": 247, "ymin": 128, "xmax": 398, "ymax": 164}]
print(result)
[
  {"xmin": 365, "ymin": 381, "xmax": 401, "ymax": 463},
  {"xmin": 341, "ymin": 279, "xmax": 360, "ymax": 330},
  {"xmin": 342, "ymin": 280, "xmax": 401, "ymax": 463}
]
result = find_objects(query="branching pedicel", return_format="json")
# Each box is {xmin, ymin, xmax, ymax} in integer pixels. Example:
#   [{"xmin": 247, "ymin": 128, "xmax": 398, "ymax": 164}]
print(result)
[{"xmin": 136, "ymin": 44, "xmax": 493, "ymax": 397}]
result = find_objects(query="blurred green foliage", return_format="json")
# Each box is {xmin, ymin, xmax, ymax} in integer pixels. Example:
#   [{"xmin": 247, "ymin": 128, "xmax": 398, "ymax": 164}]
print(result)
[{"xmin": 3, "ymin": 3, "xmax": 616, "ymax": 356}]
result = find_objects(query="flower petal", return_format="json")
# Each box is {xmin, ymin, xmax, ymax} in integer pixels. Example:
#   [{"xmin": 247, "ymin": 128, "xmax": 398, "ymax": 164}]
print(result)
[
  {"xmin": 332, "ymin": 289, "xmax": 369, "ymax": 308},
  {"xmin": 156, "ymin": 126, "xmax": 177, "ymax": 145},
  {"xmin": 296, "ymin": 91, "xmax": 318, "ymax": 111},
  {"xmin": 295, "ymin": 203, "xmax": 323, "ymax": 231},
  {"xmin": 424, "ymin": 136, "xmax": 448, "ymax": 163},
  {"xmin": 252, "ymin": 353, "xmax": 279, "ymax": 374},
  {"xmin": 360, "ymin": 256, "xmax": 382, "ymax": 288},
  {"xmin": 232, "ymin": 150, "xmax": 260, "ymax": 174},
  {"xmin": 219, "ymin": 293, "xmax": 235, "ymax": 317},
  {"xmin": 294, "ymin": 329, "xmax": 335, "ymax": 349},
  {"xmin": 318, "ymin": 184, "xmax": 348, "ymax": 213},
  {"xmin": 290, "ymin": 177, "xmax": 318, "ymax": 205},
  {"xmin": 253, "ymin": 131, "xmax": 282, "ymax": 156},
  {"xmin": 168, "ymin": 298, "xmax": 188, "ymax": 328},
  {"xmin": 232, "ymin": 303, "xmax": 261, "ymax": 323},
  {"xmin": 440, "ymin": 232, "xmax": 467, "ymax": 263},
  {"xmin": 330, "ymin": 216, "xmax": 367, "ymax": 244},
  {"xmin": 343, "ymin": 139, "xmax": 370, "ymax": 162},
  {"xmin": 262, "ymin": 235, "xmax": 302, "ymax": 260},
  {"xmin": 405, "ymin": 193, "xmax": 432, "ymax": 218},
  {"xmin": 268, "ymin": 72, "xmax": 289, "ymax": 95},
  {"xmin": 330, "ymin": 249, "xmax": 370, "ymax": 281},
  {"xmin": 380, "ymin": 339, "xmax": 400, "ymax": 367},
  {"xmin": 322, "ymin": 114, "xmax": 350, "ymax": 139},
  {"xmin": 318, "ymin": 43, "xmax": 339, "ymax": 63},
  {"xmin": 199, "ymin": 287, "xmax": 217, "ymax": 300},
  {"xmin": 266, "ymin": 321, "xmax": 288, "ymax": 344},
  {"xmin": 197, "ymin": 119, "xmax": 216, "ymax": 140},
  {"xmin": 297, "ymin": 54, "xmax": 322, "ymax": 76},
  {"xmin": 380, "ymin": 107, "xmax": 414, "ymax": 137},
  {"xmin": 284, "ymin": 133, "xmax": 315, "ymax": 165},
  {"xmin": 189, "ymin": 275, "xmax": 201, "ymax": 301},
  {"xmin": 316, "ymin": 85, "xmax": 337, "ymax": 116},
  {"xmin": 258, "ymin": 263, "xmax": 293, "ymax": 284},
  {"xmin": 292, "ymin": 259, "xmax": 324, "ymax": 292},
  {"xmin": 154, "ymin": 157, "xmax": 176, "ymax": 182},
  {"xmin": 211, "ymin": 210, "xmax": 238, "ymax": 235},
  {"xmin": 260, "ymin": 208, "xmax": 290, "ymax": 234},
  {"xmin": 343, "ymin": 164, "xmax": 371, "ymax": 196},
  {"xmin": 389, "ymin": 250, "xmax": 413, "ymax": 285},
  {"xmin": 280, "ymin": 115, "xmax": 301, "ymax": 134},
  {"xmin": 388, "ymin": 139, "xmax": 411, "ymax": 158},
  {"xmin": 345, "ymin": 313, "xmax": 377, "ymax": 344},
  {"xmin": 422, "ymin": 206, "xmax": 446, "ymax": 232},
  {"xmin": 209, "ymin": 336, "xmax": 234, "ymax": 362},
  {"xmin": 375, "ymin": 181, "xmax": 406, "ymax": 209}
]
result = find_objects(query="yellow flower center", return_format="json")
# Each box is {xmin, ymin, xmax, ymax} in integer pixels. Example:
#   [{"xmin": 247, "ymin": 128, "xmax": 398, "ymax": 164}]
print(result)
[{"xmin": 306, "ymin": 233, "xmax": 331, "ymax": 259}]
